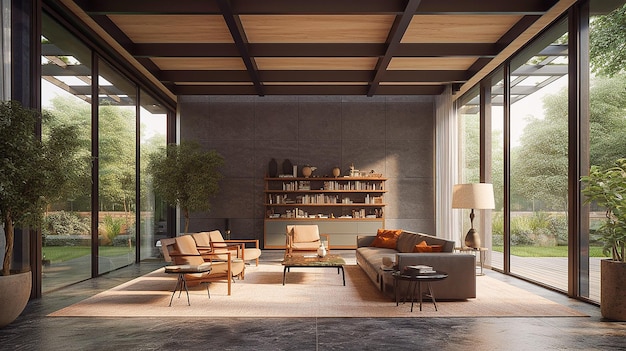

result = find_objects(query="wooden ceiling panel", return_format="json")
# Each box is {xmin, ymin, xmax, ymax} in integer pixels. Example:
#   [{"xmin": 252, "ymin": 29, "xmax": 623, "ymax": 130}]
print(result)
[
  {"xmin": 240, "ymin": 15, "xmax": 395, "ymax": 43},
  {"xmin": 61, "ymin": 0, "xmax": 570, "ymax": 97},
  {"xmin": 255, "ymin": 57, "xmax": 378, "ymax": 70},
  {"xmin": 388, "ymin": 57, "xmax": 477, "ymax": 70},
  {"xmin": 152, "ymin": 58, "xmax": 246, "ymax": 70},
  {"xmin": 108, "ymin": 15, "xmax": 233, "ymax": 43},
  {"xmin": 401, "ymin": 15, "xmax": 524, "ymax": 43}
]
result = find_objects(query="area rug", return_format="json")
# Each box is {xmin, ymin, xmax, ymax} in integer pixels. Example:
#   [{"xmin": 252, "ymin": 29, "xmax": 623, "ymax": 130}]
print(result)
[{"xmin": 48, "ymin": 263, "xmax": 587, "ymax": 318}]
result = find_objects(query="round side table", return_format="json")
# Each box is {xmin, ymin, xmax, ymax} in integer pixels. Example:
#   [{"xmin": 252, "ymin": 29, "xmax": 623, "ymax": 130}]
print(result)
[{"xmin": 392, "ymin": 270, "xmax": 448, "ymax": 312}]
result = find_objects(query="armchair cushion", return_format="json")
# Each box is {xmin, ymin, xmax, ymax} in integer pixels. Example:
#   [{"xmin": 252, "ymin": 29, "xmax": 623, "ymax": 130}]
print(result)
[{"xmin": 292, "ymin": 225, "xmax": 321, "ymax": 243}]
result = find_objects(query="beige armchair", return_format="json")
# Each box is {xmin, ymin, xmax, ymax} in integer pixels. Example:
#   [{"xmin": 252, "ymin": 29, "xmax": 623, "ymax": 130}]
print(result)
[
  {"xmin": 195, "ymin": 230, "xmax": 262, "ymax": 267},
  {"xmin": 168, "ymin": 235, "xmax": 244, "ymax": 295},
  {"xmin": 285, "ymin": 225, "xmax": 330, "ymax": 257}
]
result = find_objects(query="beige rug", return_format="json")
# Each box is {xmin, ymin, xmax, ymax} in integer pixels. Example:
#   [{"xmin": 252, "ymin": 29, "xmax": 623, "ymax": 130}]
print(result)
[{"xmin": 49, "ymin": 263, "xmax": 587, "ymax": 318}]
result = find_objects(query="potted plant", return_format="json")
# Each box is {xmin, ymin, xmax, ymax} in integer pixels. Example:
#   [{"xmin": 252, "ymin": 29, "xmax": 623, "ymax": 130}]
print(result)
[
  {"xmin": 581, "ymin": 158, "xmax": 626, "ymax": 321},
  {"xmin": 0, "ymin": 100, "xmax": 82, "ymax": 327},
  {"xmin": 146, "ymin": 141, "xmax": 224, "ymax": 234}
]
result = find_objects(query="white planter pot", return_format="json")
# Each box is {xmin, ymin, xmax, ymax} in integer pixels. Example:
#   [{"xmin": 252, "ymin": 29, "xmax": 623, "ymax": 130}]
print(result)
[
  {"xmin": 0, "ymin": 271, "xmax": 31, "ymax": 328},
  {"xmin": 600, "ymin": 259, "xmax": 626, "ymax": 321}
]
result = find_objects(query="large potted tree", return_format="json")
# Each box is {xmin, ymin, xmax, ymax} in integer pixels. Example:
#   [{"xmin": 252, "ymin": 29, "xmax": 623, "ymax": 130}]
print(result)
[
  {"xmin": 146, "ymin": 141, "xmax": 224, "ymax": 234},
  {"xmin": 0, "ymin": 100, "xmax": 82, "ymax": 327},
  {"xmin": 581, "ymin": 158, "xmax": 626, "ymax": 321}
]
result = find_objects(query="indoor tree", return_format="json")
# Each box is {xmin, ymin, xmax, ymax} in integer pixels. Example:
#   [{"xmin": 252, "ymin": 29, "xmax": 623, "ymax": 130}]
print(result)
[
  {"xmin": 146, "ymin": 141, "xmax": 224, "ymax": 234},
  {"xmin": 0, "ymin": 100, "xmax": 83, "ymax": 276}
]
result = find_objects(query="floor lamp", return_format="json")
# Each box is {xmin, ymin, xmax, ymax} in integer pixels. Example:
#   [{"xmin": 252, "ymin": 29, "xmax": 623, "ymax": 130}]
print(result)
[{"xmin": 452, "ymin": 183, "xmax": 495, "ymax": 248}]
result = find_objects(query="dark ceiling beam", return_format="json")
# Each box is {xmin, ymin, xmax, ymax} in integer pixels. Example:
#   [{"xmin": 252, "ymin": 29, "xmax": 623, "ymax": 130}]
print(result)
[
  {"xmin": 217, "ymin": 0, "xmax": 264, "ymax": 96},
  {"xmin": 158, "ymin": 70, "xmax": 468, "ymax": 83},
  {"xmin": 368, "ymin": 0, "xmax": 421, "ymax": 97},
  {"xmin": 377, "ymin": 85, "xmax": 445, "ymax": 95},
  {"xmin": 415, "ymin": 0, "xmax": 558, "ymax": 15},
  {"xmin": 394, "ymin": 43, "xmax": 498, "ymax": 57},
  {"xmin": 467, "ymin": 57, "xmax": 493, "ymax": 77},
  {"xmin": 76, "ymin": 0, "xmax": 556, "ymax": 15},
  {"xmin": 173, "ymin": 84, "xmax": 445, "ymax": 95},
  {"xmin": 88, "ymin": 15, "xmax": 135, "ymax": 53},
  {"xmin": 74, "ymin": 0, "xmax": 221, "ymax": 15},
  {"xmin": 131, "ymin": 43, "xmax": 498, "ymax": 58},
  {"xmin": 496, "ymin": 15, "xmax": 542, "ymax": 50}
]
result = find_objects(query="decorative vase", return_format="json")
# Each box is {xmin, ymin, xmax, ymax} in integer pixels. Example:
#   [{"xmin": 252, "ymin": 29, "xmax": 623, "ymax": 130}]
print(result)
[
  {"xmin": 268, "ymin": 158, "xmax": 278, "ymax": 178},
  {"xmin": 332, "ymin": 167, "xmax": 341, "ymax": 177},
  {"xmin": 0, "ymin": 271, "xmax": 32, "ymax": 328},
  {"xmin": 302, "ymin": 165, "xmax": 313, "ymax": 178},
  {"xmin": 317, "ymin": 243, "xmax": 327, "ymax": 257},
  {"xmin": 600, "ymin": 259, "xmax": 626, "ymax": 321},
  {"xmin": 282, "ymin": 159, "xmax": 293, "ymax": 175}
]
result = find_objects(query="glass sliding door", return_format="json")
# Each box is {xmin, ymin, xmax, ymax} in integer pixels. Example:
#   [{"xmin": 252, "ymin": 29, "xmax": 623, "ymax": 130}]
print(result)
[
  {"xmin": 509, "ymin": 19, "xmax": 569, "ymax": 291},
  {"xmin": 97, "ymin": 59, "xmax": 137, "ymax": 274},
  {"xmin": 586, "ymin": 1, "xmax": 626, "ymax": 302},
  {"xmin": 41, "ymin": 13, "xmax": 93, "ymax": 292},
  {"xmin": 457, "ymin": 90, "xmax": 480, "ymax": 247},
  {"xmin": 139, "ymin": 90, "xmax": 167, "ymax": 260},
  {"xmin": 490, "ymin": 72, "xmax": 505, "ymax": 271}
]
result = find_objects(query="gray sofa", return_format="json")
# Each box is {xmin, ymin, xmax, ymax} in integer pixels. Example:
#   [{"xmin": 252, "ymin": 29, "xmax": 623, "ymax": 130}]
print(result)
[{"xmin": 356, "ymin": 230, "xmax": 476, "ymax": 300}]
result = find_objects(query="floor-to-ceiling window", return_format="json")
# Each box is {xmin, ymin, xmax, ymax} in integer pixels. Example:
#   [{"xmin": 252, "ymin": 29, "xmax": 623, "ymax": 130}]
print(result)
[
  {"xmin": 41, "ymin": 13, "xmax": 93, "ymax": 292},
  {"xmin": 97, "ymin": 60, "xmax": 137, "ymax": 274},
  {"xmin": 585, "ymin": 1, "xmax": 626, "ymax": 302},
  {"xmin": 139, "ymin": 90, "xmax": 167, "ymax": 260},
  {"xmin": 457, "ymin": 90, "xmax": 480, "ymax": 247},
  {"xmin": 490, "ymin": 71, "xmax": 505, "ymax": 271},
  {"xmin": 508, "ymin": 18, "xmax": 569, "ymax": 291}
]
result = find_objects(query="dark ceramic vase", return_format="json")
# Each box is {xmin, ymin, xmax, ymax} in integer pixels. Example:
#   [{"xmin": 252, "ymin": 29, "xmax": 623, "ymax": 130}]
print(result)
[{"xmin": 268, "ymin": 158, "xmax": 278, "ymax": 177}]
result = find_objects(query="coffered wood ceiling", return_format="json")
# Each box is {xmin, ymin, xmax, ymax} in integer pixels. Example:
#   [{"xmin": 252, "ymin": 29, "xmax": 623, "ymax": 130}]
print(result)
[{"xmin": 57, "ymin": 0, "xmax": 571, "ymax": 98}]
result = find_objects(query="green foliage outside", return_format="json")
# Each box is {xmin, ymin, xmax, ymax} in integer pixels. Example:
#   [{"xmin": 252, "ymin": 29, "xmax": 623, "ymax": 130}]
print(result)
[
  {"xmin": 102, "ymin": 215, "xmax": 125, "ymax": 241},
  {"xmin": 492, "ymin": 245, "xmax": 609, "ymax": 258},
  {"xmin": 590, "ymin": 3, "xmax": 626, "ymax": 77},
  {"xmin": 42, "ymin": 246, "xmax": 132, "ymax": 264},
  {"xmin": 42, "ymin": 211, "xmax": 90, "ymax": 237}
]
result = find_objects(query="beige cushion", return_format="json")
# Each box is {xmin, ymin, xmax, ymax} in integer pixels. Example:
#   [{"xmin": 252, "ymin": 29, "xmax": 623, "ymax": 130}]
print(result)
[
  {"xmin": 191, "ymin": 232, "xmax": 212, "ymax": 246},
  {"xmin": 175, "ymin": 235, "xmax": 200, "ymax": 255},
  {"xmin": 292, "ymin": 225, "xmax": 321, "ymax": 243}
]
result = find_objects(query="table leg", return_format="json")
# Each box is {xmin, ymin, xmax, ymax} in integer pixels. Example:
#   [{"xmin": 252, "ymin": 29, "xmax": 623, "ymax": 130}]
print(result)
[
  {"xmin": 169, "ymin": 273, "xmax": 191, "ymax": 306},
  {"xmin": 395, "ymin": 277, "xmax": 399, "ymax": 306},
  {"xmin": 427, "ymin": 282, "xmax": 438, "ymax": 311},
  {"xmin": 410, "ymin": 280, "xmax": 418, "ymax": 312},
  {"xmin": 341, "ymin": 266, "xmax": 345, "ymax": 286},
  {"xmin": 282, "ymin": 266, "xmax": 287, "ymax": 285},
  {"xmin": 417, "ymin": 281, "xmax": 422, "ymax": 311}
]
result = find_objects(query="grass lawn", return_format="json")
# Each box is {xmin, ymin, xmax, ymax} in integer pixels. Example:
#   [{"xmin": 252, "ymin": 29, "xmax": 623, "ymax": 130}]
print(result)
[
  {"xmin": 492, "ymin": 245, "xmax": 609, "ymax": 258},
  {"xmin": 43, "ymin": 246, "xmax": 133, "ymax": 263}
]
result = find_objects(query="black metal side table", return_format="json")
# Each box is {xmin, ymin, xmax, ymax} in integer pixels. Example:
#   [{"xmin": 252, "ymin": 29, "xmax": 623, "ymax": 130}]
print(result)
[
  {"xmin": 392, "ymin": 270, "xmax": 448, "ymax": 312},
  {"xmin": 164, "ymin": 263, "xmax": 212, "ymax": 306}
]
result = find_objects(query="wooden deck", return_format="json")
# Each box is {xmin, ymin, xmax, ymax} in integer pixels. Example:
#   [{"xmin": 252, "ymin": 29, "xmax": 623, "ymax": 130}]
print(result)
[{"xmin": 490, "ymin": 251, "xmax": 601, "ymax": 302}]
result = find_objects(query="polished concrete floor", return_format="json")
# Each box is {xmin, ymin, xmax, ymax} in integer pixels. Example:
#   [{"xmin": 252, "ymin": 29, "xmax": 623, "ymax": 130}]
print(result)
[{"xmin": 1, "ymin": 252, "xmax": 625, "ymax": 351}]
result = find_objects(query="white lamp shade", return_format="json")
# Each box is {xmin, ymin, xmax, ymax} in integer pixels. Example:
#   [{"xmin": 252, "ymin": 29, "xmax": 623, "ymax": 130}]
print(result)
[{"xmin": 452, "ymin": 183, "xmax": 495, "ymax": 209}]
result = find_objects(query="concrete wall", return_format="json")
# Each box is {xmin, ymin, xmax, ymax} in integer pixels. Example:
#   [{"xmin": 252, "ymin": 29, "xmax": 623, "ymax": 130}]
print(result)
[{"xmin": 178, "ymin": 95, "xmax": 435, "ymax": 245}]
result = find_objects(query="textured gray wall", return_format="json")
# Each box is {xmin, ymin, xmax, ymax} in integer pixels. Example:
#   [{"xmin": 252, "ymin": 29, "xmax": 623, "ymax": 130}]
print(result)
[{"xmin": 178, "ymin": 95, "xmax": 435, "ymax": 245}]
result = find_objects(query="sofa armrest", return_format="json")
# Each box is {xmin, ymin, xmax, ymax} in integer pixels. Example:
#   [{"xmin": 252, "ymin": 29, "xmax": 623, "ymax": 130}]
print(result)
[{"xmin": 356, "ymin": 235, "xmax": 376, "ymax": 248}]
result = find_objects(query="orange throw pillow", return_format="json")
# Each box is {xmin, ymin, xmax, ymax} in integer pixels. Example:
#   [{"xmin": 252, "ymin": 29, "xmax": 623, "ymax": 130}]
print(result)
[
  {"xmin": 412, "ymin": 241, "xmax": 443, "ymax": 253},
  {"xmin": 370, "ymin": 229, "xmax": 402, "ymax": 249}
]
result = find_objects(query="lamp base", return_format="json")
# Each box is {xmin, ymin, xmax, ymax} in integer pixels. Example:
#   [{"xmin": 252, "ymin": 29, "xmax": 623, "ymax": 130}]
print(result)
[{"xmin": 464, "ymin": 228, "xmax": 481, "ymax": 248}]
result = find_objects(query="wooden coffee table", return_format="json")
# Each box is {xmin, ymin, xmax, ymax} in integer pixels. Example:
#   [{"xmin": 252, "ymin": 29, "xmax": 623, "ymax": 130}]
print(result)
[{"xmin": 282, "ymin": 254, "xmax": 346, "ymax": 286}]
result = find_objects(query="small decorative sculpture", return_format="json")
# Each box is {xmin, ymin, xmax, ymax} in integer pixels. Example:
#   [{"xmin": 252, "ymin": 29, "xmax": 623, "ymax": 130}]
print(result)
[{"xmin": 317, "ymin": 242, "xmax": 327, "ymax": 257}]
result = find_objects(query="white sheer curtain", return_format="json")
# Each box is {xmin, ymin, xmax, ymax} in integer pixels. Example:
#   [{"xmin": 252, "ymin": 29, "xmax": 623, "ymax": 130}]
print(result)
[{"xmin": 435, "ymin": 85, "xmax": 461, "ymax": 245}]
